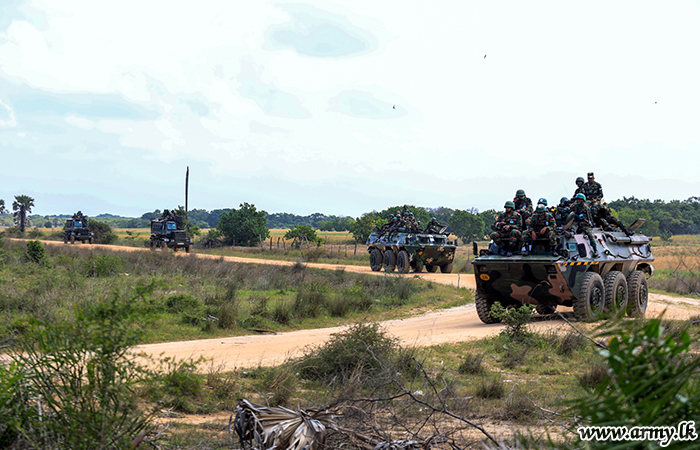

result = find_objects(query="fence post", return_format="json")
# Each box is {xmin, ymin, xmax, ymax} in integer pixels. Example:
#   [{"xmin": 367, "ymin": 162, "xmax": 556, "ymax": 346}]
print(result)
[
  {"xmin": 270, "ymin": 236, "xmax": 272, "ymax": 250},
  {"xmin": 345, "ymin": 244, "xmax": 347, "ymax": 257},
  {"xmin": 354, "ymin": 243, "xmax": 357, "ymax": 255}
]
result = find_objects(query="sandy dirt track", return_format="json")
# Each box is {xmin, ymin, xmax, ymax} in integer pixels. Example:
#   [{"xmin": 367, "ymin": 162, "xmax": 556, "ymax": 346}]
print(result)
[{"xmin": 22, "ymin": 240, "xmax": 700, "ymax": 370}]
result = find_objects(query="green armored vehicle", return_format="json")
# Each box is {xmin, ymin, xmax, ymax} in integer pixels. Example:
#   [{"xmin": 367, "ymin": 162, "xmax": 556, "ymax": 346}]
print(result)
[
  {"xmin": 63, "ymin": 213, "xmax": 94, "ymax": 244},
  {"xmin": 367, "ymin": 228, "xmax": 457, "ymax": 274},
  {"xmin": 471, "ymin": 219, "xmax": 653, "ymax": 322},
  {"xmin": 150, "ymin": 214, "xmax": 192, "ymax": 253}
]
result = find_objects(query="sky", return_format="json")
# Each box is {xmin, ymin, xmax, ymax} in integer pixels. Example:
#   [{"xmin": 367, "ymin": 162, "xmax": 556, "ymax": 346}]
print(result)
[{"xmin": 1, "ymin": 0, "xmax": 700, "ymax": 218}]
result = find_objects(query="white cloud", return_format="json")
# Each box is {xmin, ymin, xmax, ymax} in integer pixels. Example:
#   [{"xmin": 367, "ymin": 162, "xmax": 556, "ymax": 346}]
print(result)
[
  {"xmin": 0, "ymin": 99, "xmax": 16, "ymax": 126},
  {"xmin": 65, "ymin": 115, "xmax": 94, "ymax": 129}
]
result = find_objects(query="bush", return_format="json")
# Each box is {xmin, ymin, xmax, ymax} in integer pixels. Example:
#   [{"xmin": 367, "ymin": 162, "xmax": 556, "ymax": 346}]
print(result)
[
  {"xmin": 294, "ymin": 281, "xmax": 328, "ymax": 318},
  {"xmin": 297, "ymin": 322, "xmax": 401, "ymax": 388},
  {"xmin": 25, "ymin": 240, "xmax": 49, "ymax": 266},
  {"xmin": 572, "ymin": 318, "xmax": 700, "ymax": 445},
  {"xmin": 166, "ymin": 294, "xmax": 205, "ymax": 325},
  {"xmin": 88, "ymin": 218, "xmax": 118, "ymax": 245},
  {"xmin": 490, "ymin": 303, "xmax": 535, "ymax": 342},
  {"xmin": 82, "ymin": 254, "xmax": 124, "ymax": 277},
  {"xmin": 475, "ymin": 377, "xmax": 505, "ymax": 399},
  {"xmin": 7, "ymin": 287, "xmax": 154, "ymax": 449},
  {"xmin": 458, "ymin": 352, "xmax": 485, "ymax": 375}
]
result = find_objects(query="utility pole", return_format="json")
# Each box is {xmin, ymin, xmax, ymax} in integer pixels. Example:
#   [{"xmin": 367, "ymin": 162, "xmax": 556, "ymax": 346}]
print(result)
[{"xmin": 185, "ymin": 166, "xmax": 189, "ymax": 214}]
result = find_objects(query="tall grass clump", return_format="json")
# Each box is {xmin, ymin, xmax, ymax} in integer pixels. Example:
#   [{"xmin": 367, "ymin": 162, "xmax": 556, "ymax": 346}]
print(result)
[{"xmin": 293, "ymin": 280, "xmax": 328, "ymax": 318}]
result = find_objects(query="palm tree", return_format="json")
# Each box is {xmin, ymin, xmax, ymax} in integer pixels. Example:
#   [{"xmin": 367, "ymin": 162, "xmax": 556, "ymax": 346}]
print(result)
[{"xmin": 13, "ymin": 195, "xmax": 35, "ymax": 233}]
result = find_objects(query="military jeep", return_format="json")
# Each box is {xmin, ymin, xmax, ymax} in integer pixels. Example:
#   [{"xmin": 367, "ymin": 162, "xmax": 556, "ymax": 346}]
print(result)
[
  {"xmin": 63, "ymin": 218, "xmax": 94, "ymax": 244},
  {"xmin": 150, "ymin": 218, "xmax": 192, "ymax": 252}
]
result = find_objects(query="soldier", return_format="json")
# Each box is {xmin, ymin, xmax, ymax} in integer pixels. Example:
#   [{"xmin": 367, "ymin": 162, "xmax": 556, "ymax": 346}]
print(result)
[
  {"xmin": 554, "ymin": 197, "xmax": 571, "ymax": 227},
  {"xmin": 423, "ymin": 217, "xmax": 445, "ymax": 234},
  {"xmin": 525, "ymin": 199, "xmax": 557, "ymax": 257},
  {"xmin": 490, "ymin": 201, "xmax": 523, "ymax": 257},
  {"xmin": 582, "ymin": 172, "xmax": 604, "ymax": 203},
  {"xmin": 514, "ymin": 189, "xmax": 533, "ymax": 223},
  {"xmin": 573, "ymin": 177, "xmax": 585, "ymax": 198},
  {"xmin": 594, "ymin": 201, "xmax": 633, "ymax": 235},
  {"xmin": 570, "ymin": 193, "xmax": 599, "ymax": 258}
]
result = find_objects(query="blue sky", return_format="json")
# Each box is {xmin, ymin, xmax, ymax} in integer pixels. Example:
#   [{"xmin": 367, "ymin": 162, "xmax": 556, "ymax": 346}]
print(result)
[{"xmin": 1, "ymin": 0, "xmax": 700, "ymax": 217}]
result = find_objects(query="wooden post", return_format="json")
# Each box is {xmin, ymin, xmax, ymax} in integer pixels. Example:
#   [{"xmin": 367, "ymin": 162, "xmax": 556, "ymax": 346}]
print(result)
[
  {"xmin": 277, "ymin": 237, "xmax": 280, "ymax": 249},
  {"xmin": 345, "ymin": 244, "xmax": 347, "ymax": 256},
  {"xmin": 354, "ymin": 243, "xmax": 357, "ymax": 255},
  {"xmin": 269, "ymin": 237, "xmax": 272, "ymax": 250}
]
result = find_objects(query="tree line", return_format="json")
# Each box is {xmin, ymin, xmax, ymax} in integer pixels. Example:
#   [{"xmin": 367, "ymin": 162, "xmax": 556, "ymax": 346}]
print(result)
[{"xmin": 3, "ymin": 196, "xmax": 700, "ymax": 247}]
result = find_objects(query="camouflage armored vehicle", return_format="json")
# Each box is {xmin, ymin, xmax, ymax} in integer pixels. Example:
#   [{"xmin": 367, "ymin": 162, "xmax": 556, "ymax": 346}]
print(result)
[
  {"xmin": 63, "ymin": 215, "xmax": 94, "ymax": 244},
  {"xmin": 150, "ymin": 215, "xmax": 192, "ymax": 253},
  {"xmin": 367, "ymin": 228, "xmax": 457, "ymax": 274},
  {"xmin": 471, "ymin": 219, "xmax": 653, "ymax": 322}
]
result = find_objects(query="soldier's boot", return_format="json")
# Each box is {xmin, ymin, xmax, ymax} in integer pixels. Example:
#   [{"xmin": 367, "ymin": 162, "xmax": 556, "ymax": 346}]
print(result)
[
  {"xmin": 591, "ymin": 246, "xmax": 600, "ymax": 258},
  {"xmin": 505, "ymin": 246, "xmax": 513, "ymax": 257}
]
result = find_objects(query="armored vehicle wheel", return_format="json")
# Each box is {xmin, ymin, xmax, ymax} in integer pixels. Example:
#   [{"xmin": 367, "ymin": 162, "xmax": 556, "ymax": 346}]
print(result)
[
  {"xmin": 150, "ymin": 240, "xmax": 156, "ymax": 251},
  {"xmin": 626, "ymin": 270, "xmax": 648, "ymax": 317},
  {"xmin": 88, "ymin": 237, "xmax": 93, "ymax": 244},
  {"xmin": 369, "ymin": 249, "xmax": 383, "ymax": 272},
  {"xmin": 475, "ymin": 292, "xmax": 501, "ymax": 324},
  {"xmin": 173, "ymin": 247, "xmax": 179, "ymax": 252},
  {"xmin": 440, "ymin": 263, "xmax": 453, "ymax": 274},
  {"xmin": 185, "ymin": 245, "xmax": 191, "ymax": 253},
  {"xmin": 383, "ymin": 250, "xmax": 396, "ymax": 272},
  {"xmin": 396, "ymin": 250, "xmax": 411, "ymax": 274},
  {"xmin": 426, "ymin": 265, "xmax": 438, "ymax": 273},
  {"xmin": 63, "ymin": 235, "xmax": 68, "ymax": 244},
  {"xmin": 70, "ymin": 235, "xmax": 75, "ymax": 244},
  {"xmin": 574, "ymin": 272, "xmax": 605, "ymax": 320},
  {"xmin": 535, "ymin": 304, "xmax": 557, "ymax": 315},
  {"xmin": 603, "ymin": 271, "xmax": 628, "ymax": 315}
]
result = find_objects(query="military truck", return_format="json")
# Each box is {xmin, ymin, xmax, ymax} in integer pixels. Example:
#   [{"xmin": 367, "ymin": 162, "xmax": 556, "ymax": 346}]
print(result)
[
  {"xmin": 63, "ymin": 217, "xmax": 94, "ymax": 244},
  {"xmin": 367, "ymin": 228, "xmax": 457, "ymax": 274},
  {"xmin": 150, "ymin": 216, "xmax": 192, "ymax": 253},
  {"xmin": 471, "ymin": 219, "xmax": 653, "ymax": 322}
]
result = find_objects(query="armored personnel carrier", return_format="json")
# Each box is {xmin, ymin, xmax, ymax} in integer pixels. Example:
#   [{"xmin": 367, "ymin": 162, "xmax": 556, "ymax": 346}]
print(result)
[
  {"xmin": 150, "ymin": 215, "xmax": 192, "ymax": 253},
  {"xmin": 471, "ymin": 219, "xmax": 653, "ymax": 322},
  {"xmin": 367, "ymin": 227, "xmax": 457, "ymax": 274},
  {"xmin": 63, "ymin": 215, "xmax": 94, "ymax": 244}
]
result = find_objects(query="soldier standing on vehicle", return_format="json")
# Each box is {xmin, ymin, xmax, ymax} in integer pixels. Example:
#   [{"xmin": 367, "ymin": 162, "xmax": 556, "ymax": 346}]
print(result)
[
  {"xmin": 554, "ymin": 197, "xmax": 571, "ymax": 227},
  {"xmin": 582, "ymin": 172, "xmax": 603, "ymax": 203},
  {"xmin": 570, "ymin": 193, "xmax": 600, "ymax": 258},
  {"xmin": 490, "ymin": 201, "xmax": 524, "ymax": 257},
  {"xmin": 525, "ymin": 199, "xmax": 558, "ymax": 257},
  {"xmin": 573, "ymin": 177, "xmax": 585, "ymax": 198},
  {"xmin": 514, "ymin": 189, "xmax": 533, "ymax": 223}
]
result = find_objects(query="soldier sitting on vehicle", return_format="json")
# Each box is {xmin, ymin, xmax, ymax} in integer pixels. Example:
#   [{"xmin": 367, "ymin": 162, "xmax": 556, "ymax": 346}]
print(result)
[
  {"xmin": 573, "ymin": 177, "xmax": 585, "ymax": 198},
  {"xmin": 593, "ymin": 200, "xmax": 633, "ymax": 235},
  {"xmin": 554, "ymin": 197, "xmax": 571, "ymax": 227},
  {"xmin": 524, "ymin": 198, "xmax": 557, "ymax": 257},
  {"xmin": 490, "ymin": 201, "xmax": 524, "ymax": 257},
  {"xmin": 514, "ymin": 189, "xmax": 533, "ymax": 224},
  {"xmin": 570, "ymin": 193, "xmax": 600, "ymax": 258},
  {"xmin": 423, "ymin": 217, "xmax": 445, "ymax": 234}
]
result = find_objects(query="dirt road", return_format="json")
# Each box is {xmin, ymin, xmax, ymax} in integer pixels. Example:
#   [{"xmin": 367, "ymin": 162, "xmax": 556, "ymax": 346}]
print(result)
[{"xmin": 24, "ymin": 240, "xmax": 700, "ymax": 370}]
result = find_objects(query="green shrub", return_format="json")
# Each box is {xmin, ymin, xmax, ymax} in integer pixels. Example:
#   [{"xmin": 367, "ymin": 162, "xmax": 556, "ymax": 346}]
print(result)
[
  {"xmin": 475, "ymin": 377, "xmax": 505, "ymax": 399},
  {"xmin": 153, "ymin": 358, "xmax": 203, "ymax": 413},
  {"xmin": 294, "ymin": 280, "xmax": 328, "ymax": 318},
  {"xmin": 25, "ymin": 240, "xmax": 49, "ymax": 266},
  {"xmin": 572, "ymin": 318, "xmax": 700, "ymax": 447},
  {"xmin": 297, "ymin": 322, "xmax": 401, "ymax": 389},
  {"xmin": 88, "ymin": 218, "xmax": 118, "ymax": 245},
  {"xmin": 82, "ymin": 254, "xmax": 124, "ymax": 277},
  {"xmin": 458, "ymin": 352, "xmax": 485, "ymax": 375},
  {"xmin": 490, "ymin": 303, "xmax": 535, "ymax": 342},
  {"xmin": 166, "ymin": 294, "xmax": 205, "ymax": 325}
]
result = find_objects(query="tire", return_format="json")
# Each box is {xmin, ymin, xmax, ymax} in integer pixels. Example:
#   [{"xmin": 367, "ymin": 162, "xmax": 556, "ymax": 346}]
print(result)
[
  {"xmin": 173, "ymin": 247, "xmax": 179, "ymax": 252},
  {"xmin": 383, "ymin": 250, "xmax": 396, "ymax": 272},
  {"xmin": 604, "ymin": 271, "xmax": 628, "ymax": 315},
  {"xmin": 627, "ymin": 270, "xmax": 648, "ymax": 318},
  {"xmin": 475, "ymin": 292, "xmax": 501, "ymax": 324},
  {"xmin": 426, "ymin": 265, "xmax": 438, "ymax": 273},
  {"xmin": 369, "ymin": 249, "xmax": 383, "ymax": 272},
  {"xmin": 70, "ymin": 235, "xmax": 75, "ymax": 244},
  {"xmin": 573, "ymin": 272, "xmax": 605, "ymax": 320},
  {"xmin": 440, "ymin": 263, "xmax": 453, "ymax": 274},
  {"xmin": 396, "ymin": 250, "xmax": 410, "ymax": 274},
  {"xmin": 150, "ymin": 240, "xmax": 156, "ymax": 251},
  {"xmin": 88, "ymin": 237, "xmax": 93, "ymax": 245},
  {"xmin": 185, "ymin": 245, "xmax": 191, "ymax": 254},
  {"xmin": 535, "ymin": 304, "xmax": 557, "ymax": 315},
  {"xmin": 63, "ymin": 235, "xmax": 68, "ymax": 244}
]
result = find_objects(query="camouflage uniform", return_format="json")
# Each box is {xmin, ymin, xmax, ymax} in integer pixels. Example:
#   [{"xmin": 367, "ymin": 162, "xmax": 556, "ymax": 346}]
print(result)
[
  {"xmin": 594, "ymin": 203, "xmax": 627, "ymax": 232},
  {"xmin": 554, "ymin": 199, "xmax": 571, "ymax": 227},
  {"xmin": 514, "ymin": 194, "xmax": 533, "ymax": 224},
  {"xmin": 490, "ymin": 209, "xmax": 523, "ymax": 254},
  {"xmin": 570, "ymin": 199, "xmax": 599, "ymax": 257},
  {"xmin": 423, "ymin": 218, "xmax": 445, "ymax": 234},
  {"xmin": 582, "ymin": 181, "xmax": 603, "ymax": 203},
  {"xmin": 527, "ymin": 208, "xmax": 557, "ymax": 248}
]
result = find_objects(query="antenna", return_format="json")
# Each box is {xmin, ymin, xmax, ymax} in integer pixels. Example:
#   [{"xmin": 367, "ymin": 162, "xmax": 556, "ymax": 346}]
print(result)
[{"xmin": 185, "ymin": 166, "xmax": 189, "ymax": 214}]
